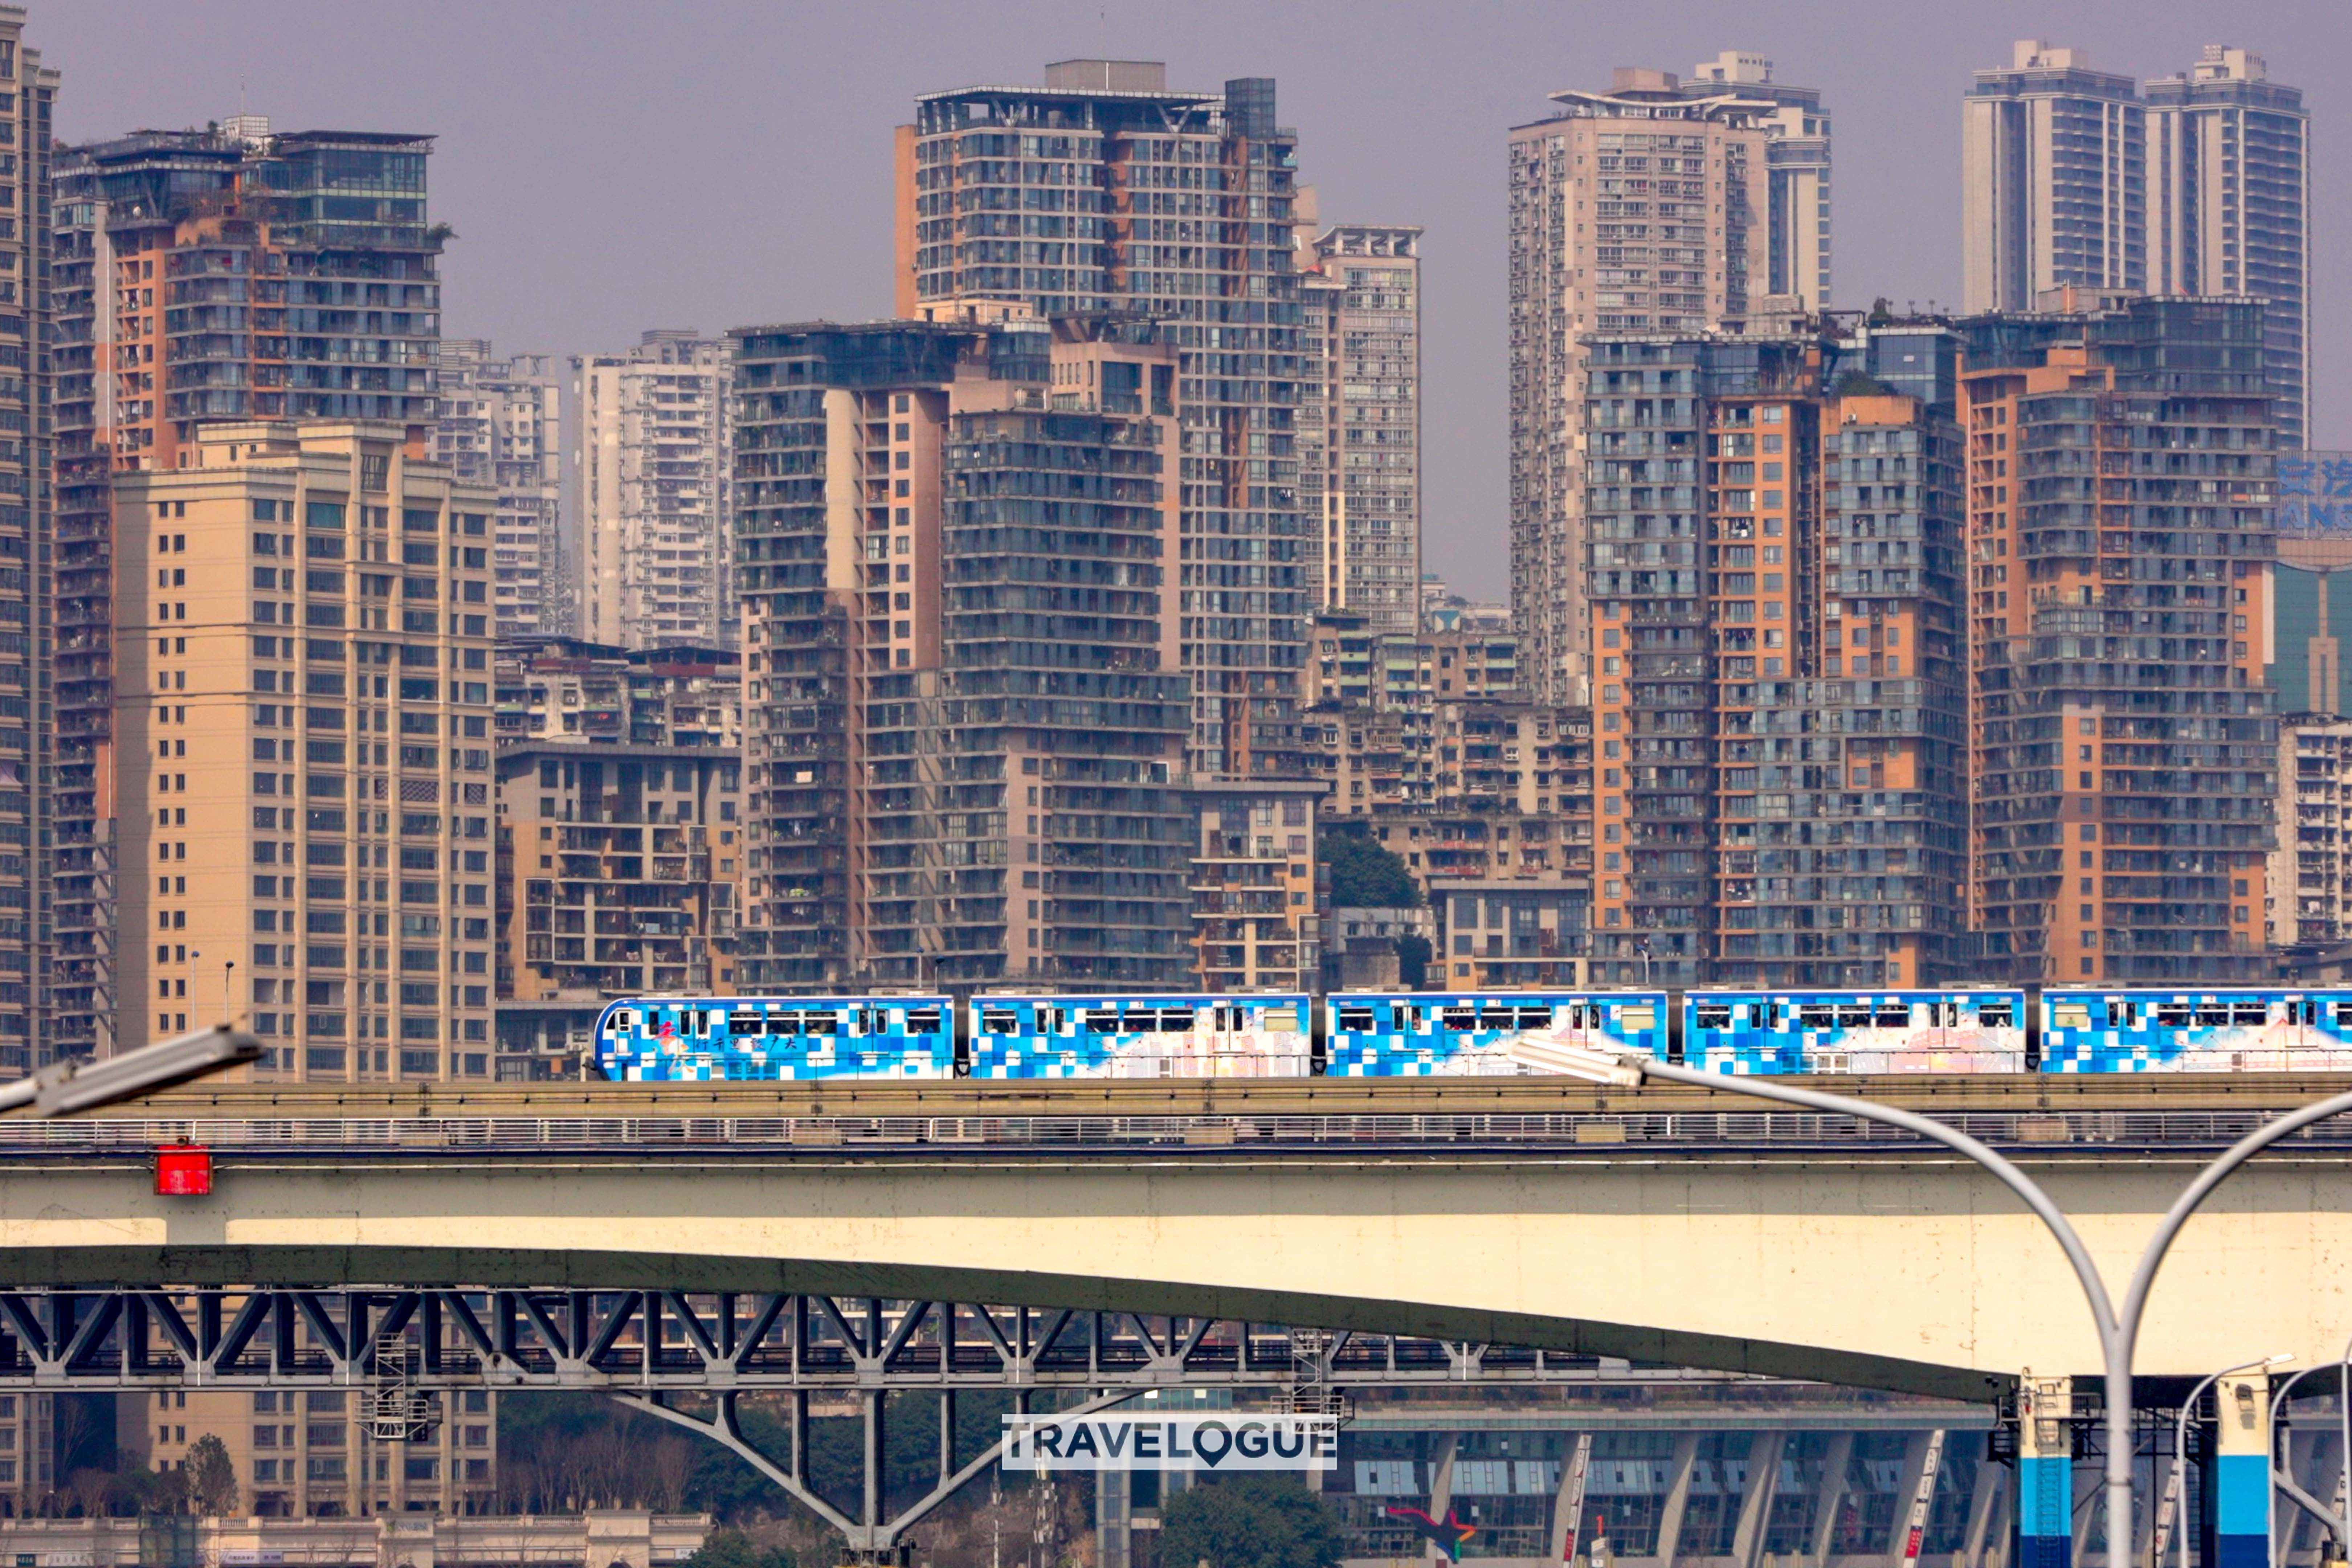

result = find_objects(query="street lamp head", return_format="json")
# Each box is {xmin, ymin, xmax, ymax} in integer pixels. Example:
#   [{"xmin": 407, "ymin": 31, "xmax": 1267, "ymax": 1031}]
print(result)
[
  {"xmin": 1526, "ymin": 1037, "xmax": 1650, "ymax": 1088},
  {"xmin": 30, "ymin": 1024, "xmax": 264, "ymax": 1117}
]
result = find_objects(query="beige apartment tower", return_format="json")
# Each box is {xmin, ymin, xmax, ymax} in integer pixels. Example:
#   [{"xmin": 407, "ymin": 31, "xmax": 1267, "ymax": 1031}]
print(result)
[
  {"xmin": 1507, "ymin": 66, "xmax": 1775, "ymax": 706},
  {"xmin": 575, "ymin": 332, "xmax": 733, "ymax": 651},
  {"xmin": 115, "ymin": 423, "xmax": 496, "ymax": 1078},
  {"xmin": 1295, "ymin": 196, "xmax": 1423, "ymax": 636}
]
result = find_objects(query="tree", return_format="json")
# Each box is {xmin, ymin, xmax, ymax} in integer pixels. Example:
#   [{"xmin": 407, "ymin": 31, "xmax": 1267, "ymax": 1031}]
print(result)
[
  {"xmin": 679, "ymin": 1530, "xmax": 796, "ymax": 1568},
  {"xmin": 1159, "ymin": 1475, "xmax": 1346, "ymax": 1568},
  {"xmin": 188, "ymin": 1434, "xmax": 237, "ymax": 1516},
  {"xmin": 1395, "ymin": 932, "xmax": 1432, "ymax": 989},
  {"xmin": 1319, "ymin": 831, "xmax": 1421, "ymax": 908}
]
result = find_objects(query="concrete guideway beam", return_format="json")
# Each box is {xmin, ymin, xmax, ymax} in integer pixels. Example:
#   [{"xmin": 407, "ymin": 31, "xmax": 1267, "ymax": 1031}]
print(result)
[{"xmin": 0, "ymin": 1151, "xmax": 2348, "ymax": 1401}]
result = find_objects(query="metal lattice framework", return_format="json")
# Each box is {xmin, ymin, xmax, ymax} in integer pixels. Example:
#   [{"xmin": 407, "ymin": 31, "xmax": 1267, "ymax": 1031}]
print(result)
[{"xmin": 0, "ymin": 1287, "xmax": 1765, "ymax": 1558}]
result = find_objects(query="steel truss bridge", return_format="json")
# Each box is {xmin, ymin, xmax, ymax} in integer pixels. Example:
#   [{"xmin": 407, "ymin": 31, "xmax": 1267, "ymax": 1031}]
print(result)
[{"xmin": 0, "ymin": 1287, "xmax": 1777, "ymax": 1557}]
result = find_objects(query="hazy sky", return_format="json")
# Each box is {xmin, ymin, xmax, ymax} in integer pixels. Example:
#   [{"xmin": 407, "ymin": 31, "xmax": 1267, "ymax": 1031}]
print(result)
[{"xmin": 44, "ymin": 0, "xmax": 2351, "ymax": 599}]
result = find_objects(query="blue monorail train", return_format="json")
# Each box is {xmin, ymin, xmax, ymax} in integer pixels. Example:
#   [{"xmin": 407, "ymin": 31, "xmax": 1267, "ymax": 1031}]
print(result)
[{"xmin": 595, "ymin": 987, "xmax": 2352, "ymax": 1082}]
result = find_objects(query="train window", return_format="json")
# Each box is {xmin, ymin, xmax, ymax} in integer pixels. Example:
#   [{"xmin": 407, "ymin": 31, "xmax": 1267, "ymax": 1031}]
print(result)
[
  {"xmin": 2052, "ymin": 1004, "xmax": 2090, "ymax": 1030},
  {"xmin": 1084, "ymin": 1009, "xmax": 1122, "ymax": 1033},
  {"xmin": 2334, "ymin": 1004, "xmax": 2352, "ymax": 1028},
  {"xmin": 609, "ymin": 1010, "xmax": 633, "ymax": 1030},
  {"xmin": 1567, "ymin": 1004, "xmax": 1591, "ymax": 1029},
  {"xmin": 1874, "ymin": 1008, "xmax": 1910, "ymax": 1028},
  {"xmin": 728, "ymin": 1010, "xmax": 763, "ymax": 1033},
  {"xmin": 1336, "ymin": 1007, "xmax": 1376, "ymax": 1032},
  {"xmin": 981, "ymin": 1010, "xmax": 1018, "ymax": 1034},
  {"xmin": 1979, "ymin": 1004, "xmax": 2015, "ymax": 1028},
  {"xmin": 1477, "ymin": 1009, "xmax": 1516, "ymax": 1030},
  {"xmin": 1619, "ymin": 1005, "xmax": 1658, "ymax": 1032},
  {"xmin": 1798, "ymin": 1006, "xmax": 1836, "ymax": 1030},
  {"xmin": 1441, "ymin": 1007, "xmax": 1478, "ymax": 1030},
  {"xmin": 2298, "ymin": 1000, "xmax": 2318, "ymax": 1025},
  {"xmin": 1834, "ymin": 1005, "xmax": 1871, "ymax": 1028},
  {"xmin": 905, "ymin": 1009, "xmax": 943, "ymax": 1034},
  {"xmin": 1515, "ymin": 1006, "xmax": 1557, "ymax": 1029},
  {"xmin": 2230, "ymin": 1003, "xmax": 2268, "ymax": 1025},
  {"xmin": 2195, "ymin": 1005, "xmax": 2230, "ymax": 1027},
  {"xmin": 2152, "ymin": 1006, "xmax": 2190, "ymax": 1028},
  {"xmin": 1693, "ymin": 1005, "xmax": 1732, "ymax": 1030}
]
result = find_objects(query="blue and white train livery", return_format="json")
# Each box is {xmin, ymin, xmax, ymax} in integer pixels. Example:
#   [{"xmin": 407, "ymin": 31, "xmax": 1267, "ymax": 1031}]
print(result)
[
  {"xmin": 2040, "ymin": 990, "xmax": 2352, "ymax": 1073},
  {"xmin": 1322, "ymin": 992, "xmax": 1667, "ymax": 1077},
  {"xmin": 967, "ymin": 994, "xmax": 1313, "ymax": 1079},
  {"xmin": 595, "ymin": 995, "xmax": 956, "ymax": 1082},
  {"xmin": 1682, "ymin": 991, "xmax": 2029, "ymax": 1075}
]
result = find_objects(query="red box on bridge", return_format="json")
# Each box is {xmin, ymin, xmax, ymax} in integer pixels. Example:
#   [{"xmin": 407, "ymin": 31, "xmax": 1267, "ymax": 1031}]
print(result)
[{"xmin": 153, "ymin": 1144, "xmax": 212, "ymax": 1196}]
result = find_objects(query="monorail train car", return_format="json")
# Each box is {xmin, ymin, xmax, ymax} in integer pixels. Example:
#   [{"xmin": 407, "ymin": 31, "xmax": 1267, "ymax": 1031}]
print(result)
[
  {"xmin": 595, "ymin": 995, "xmax": 956, "ymax": 1081},
  {"xmin": 2039, "ymin": 989, "xmax": 2352, "ymax": 1073},
  {"xmin": 1683, "ymin": 990, "xmax": 2029, "ymax": 1076},
  {"xmin": 967, "ymin": 994, "xmax": 1314, "ymax": 1079},
  {"xmin": 1323, "ymin": 992, "xmax": 1667, "ymax": 1077}
]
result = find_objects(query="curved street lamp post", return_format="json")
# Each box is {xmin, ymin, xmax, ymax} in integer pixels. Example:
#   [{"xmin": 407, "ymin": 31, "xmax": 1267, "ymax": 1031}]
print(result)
[{"xmin": 1546, "ymin": 1042, "xmax": 2352, "ymax": 1568}]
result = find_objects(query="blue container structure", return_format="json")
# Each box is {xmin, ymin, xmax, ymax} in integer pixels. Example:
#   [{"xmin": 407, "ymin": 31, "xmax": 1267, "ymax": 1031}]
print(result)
[
  {"xmin": 968, "ymin": 994, "xmax": 1313, "ymax": 1079},
  {"xmin": 2040, "ymin": 989, "xmax": 2352, "ymax": 1073},
  {"xmin": 595, "ymin": 995, "xmax": 956, "ymax": 1082},
  {"xmin": 1323, "ymin": 992, "xmax": 1668, "ymax": 1077},
  {"xmin": 1683, "ymin": 990, "xmax": 2029, "ymax": 1075}
]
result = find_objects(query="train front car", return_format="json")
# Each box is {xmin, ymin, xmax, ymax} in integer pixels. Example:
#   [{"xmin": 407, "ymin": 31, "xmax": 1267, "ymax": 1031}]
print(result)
[
  {"xmin": 1683, "ymin": 990, "xmax": 2029, "ymax": 1075},
  {"xmin": 967, "ymin": 994, "xmax": 1314, "ymax": 1079},
  {"xmin": 2040, "ymin": 989, "xmax": 2352, "ymax": 1073},
  {"xmin": 593, "ymin": 996, "xmax": 956, "ymax": 1081},
  {"xmin": 1322, "ymin": 992, "xmax": 1668, "ymax": 1076}
]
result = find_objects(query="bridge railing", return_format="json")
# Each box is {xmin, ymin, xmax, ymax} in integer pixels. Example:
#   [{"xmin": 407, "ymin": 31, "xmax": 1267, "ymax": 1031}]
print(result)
[{"xmin": 1, "ymin": 1108, "xmax": 2347, "ymax": 1154}]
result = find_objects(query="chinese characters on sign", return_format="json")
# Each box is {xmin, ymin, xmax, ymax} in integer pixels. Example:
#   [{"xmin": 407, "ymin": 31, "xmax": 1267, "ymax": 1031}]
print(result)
[{"xmin": 2279, "ymin": 452, "xmax": 2352, "ymax": 536}]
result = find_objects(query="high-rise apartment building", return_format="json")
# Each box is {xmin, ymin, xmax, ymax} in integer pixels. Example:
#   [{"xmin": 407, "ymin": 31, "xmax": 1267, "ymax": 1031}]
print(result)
[
  {"xmin": 574, "ymin": 331, "xmax": 733, "ymax": 651},
  {"xmin": 497, "ymin": 743, "xmax": 741, "ymax": 1001},
  {"xmin": 1581, "ymin": 320, "xmax": 1970, "ymax": 988},
  {"xmin": 1961, "ymin": 43, "xmax": 2145, "ymax": 314},
  {"xmin": 434, "ymin": 340, "xmax": 564, "ymax": 637},
  {"xmin": 115, "ymin": 422, "xmax": 496, "ymax": 1078},
  {"xmin": 0, "ymin": 10, "xmax": 55, "ymax": 1079},
  {"xmin": 898, "ymin": 60, "xmax": 1308, "ymax": 779},
  {"xmin": 732, "ymin": 314, "xmax": 1193, "ymax": 990},
  {"xmin": 1507, "ymin": 68, "xmax": 1776, "ymax": 708},
  {"xmin": 1960, "ymin": 291, "xmax": 2276, "ymax": 983},
  {"xmin": 2270, "ymin": 718, "xmax": 2352, "ymax": 954},
  {"xmin": 127, "ymin": 1382, "xmax": 495, "ymax": 1516},
  {"xmin": 1964, "ymin": 43, "xmax": 2310, "ymax": 446},
  {"xmin": 2145, "ymin": 46, "xmax": 2311, "ymax": 448},
  {"xmin": 53, "ymin": 120, "xmax": 442, "ymax": 1061},
  {"xmin": 1295, "ymin": 194, "xmax": 1422, "ymax": 634},
  {"xmin": 1682, "ymin": 51, "xmax": 1832, "ymax": 307}
]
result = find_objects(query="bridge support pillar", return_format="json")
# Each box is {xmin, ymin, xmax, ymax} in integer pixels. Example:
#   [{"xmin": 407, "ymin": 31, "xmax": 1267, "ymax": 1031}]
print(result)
[
  {"xmin": 2211, "ymin": 1372, "xmax": 2271, "ymax": 1568},
  {"xmin": 2016, "ymin": 1376, "xmax": 2073, "ymax": 1568},
  {"xmin": 1426, "ymin": 1433, "xmax": 1460, "ymax": 1560}
]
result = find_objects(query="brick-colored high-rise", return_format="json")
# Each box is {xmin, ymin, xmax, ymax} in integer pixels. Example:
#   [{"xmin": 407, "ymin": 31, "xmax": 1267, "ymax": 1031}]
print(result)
[
  {"xmin": 53, "ymin": 120, "xmax": 442, "ymax": 1059},
  {"xmin": 1960, "ymin": 290, "xmax": 2276, "ymax": 983},
  {"xmin": 1508, "ymin": 68, "xmax": 1776, "ymax": 709}
]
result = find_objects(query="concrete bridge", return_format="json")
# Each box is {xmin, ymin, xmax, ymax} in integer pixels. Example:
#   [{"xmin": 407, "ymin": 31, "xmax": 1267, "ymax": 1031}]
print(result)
[{"xmin": 0, "ymin": 1075, "xmax": 2347, "ymax": 1402}]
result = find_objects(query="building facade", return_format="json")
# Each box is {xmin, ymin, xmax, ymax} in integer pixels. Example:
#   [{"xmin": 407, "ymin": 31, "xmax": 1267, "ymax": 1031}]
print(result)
[
  {"xmin": 1964, "ymin": 42, "xmax": 2310, "ymax": 448},
  {"xmin": 2144, "ymin": 46, "xmax": 2311, "ymax": 449},
  {"xmin": 493, "ymin": 637, "xmax": 739, "ymax": 751},
  {"xmin": 1682, "ymin": 50, "xmax": 1832, "ymax": 309},
  {"xmin": 575, "ymin": 331, "xmax": 732, "ymax": 651},
  {"xmin": 53, "ymin": 119, "xmax": 442, "ymax": 1062},
  {"xmin": 898, "ymin": 60, "xmax": 1308, "ymax": 779},
  {"xmin": 1961, "ymin": 292, "xmax": 2276, "ymax": 983},
  {"xmin": 0, "ymin": 1511, "xmax": 702, "ymax": 1555},
  {"xmin": 1507, "ymin": 68, "xmax": 1777, "ymax": 708},
  {"xmin": 496, "ymin": 743, "xmax": 741, "ymax": 1003},
  {"xmin": 0, "ymin": 11, "xmax": 53, "ymax": 1079},
  {"xmin": 732, "ymin": 315, "xmax": 1194, "ymax": 990},
  {"xmin": 1188, "ymin": 778, "xmax": 1322, "ymax": 992},
  {"xmin": 2271, "ymin": 718, "xmax": 2352, "ymax": 955},
  {"xmin": 1295, "ymin": 199, "xmax": 1422, "ymax": 634},
  {"xmin": 127, "ymin": 1383, "xmax": 496, "ymax": 1518},
  {"xmin": 434, "ymin": 340, "xmax": 564, "ymax": 637},
  {"xmin": 115, "ymin": 422, "xmax": 495, "ymax": 1078},
  {"xmin": 1581, "ymin": 321, "xmax": 1970, "ymax": 988}
]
